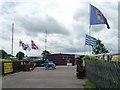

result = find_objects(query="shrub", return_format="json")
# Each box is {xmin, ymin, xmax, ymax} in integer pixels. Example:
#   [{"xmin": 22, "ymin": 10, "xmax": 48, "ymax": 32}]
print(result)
[
  {"xmin": 82, "ymin": 55, "xmax": 120, "ymax": 63},
  {"xmin": 82, "ymin": 55, "xmax": 99, "ymax": 61},
  {"xmin": 0, "ymin": 59, "xmax": 25, "ymax": 62}
]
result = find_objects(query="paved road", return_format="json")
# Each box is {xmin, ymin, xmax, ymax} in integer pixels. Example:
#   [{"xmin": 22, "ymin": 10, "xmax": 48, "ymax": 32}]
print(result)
[{"xmin": 2, "ymin": 66, "xmax": 85, "ymax": 88}]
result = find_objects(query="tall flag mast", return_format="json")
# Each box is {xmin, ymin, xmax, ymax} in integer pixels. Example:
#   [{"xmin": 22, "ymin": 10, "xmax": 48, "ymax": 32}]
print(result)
[
  {"xmin": 11, "ymin": 23, "xmax": 14, "ymax": 56},
  {"xmin": 45, "ymin": 29, "xmax": 47, "ymax": 50}
]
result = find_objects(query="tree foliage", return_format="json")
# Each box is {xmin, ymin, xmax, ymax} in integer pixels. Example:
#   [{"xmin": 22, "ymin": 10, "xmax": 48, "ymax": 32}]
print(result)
[
  {"xmin": 41, "ymin": 50, "xmax": 51, "ymax": 60},
  {"xmin": 16, "ymin": 51, "xmax": 25, "ymax": 60},
  {"xmin": 92, "ymin": 40, "xmax": 109, "ymax": 54},
  {"xmin": 0, "ymin": 50, "xmax": 7, "ymax": 59}
]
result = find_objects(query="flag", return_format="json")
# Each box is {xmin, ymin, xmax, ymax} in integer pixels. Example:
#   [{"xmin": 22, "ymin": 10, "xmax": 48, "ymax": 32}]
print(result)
[
  {"xmin": 31, "ymin": 40, "xmax": 38, "ymax": 50},
  {"xmin": 85, "ymin": 34, "xmax": 97, "ymax": 47},
  {"xmin": 19, "ymin": 40, "xmax": 25, "ymax": 49},
  {"xmin": 22, "ymin": 44, "xmax": 28, "ymax": 50},
  {"xmin": 19, "ymin": 40, "xmax": 31, "ymax": 51},
  {"xmin": 90, "ymin": 4, "xmax": 110, "ymax": 29},
  {"xmin": 23, "ymin": 43, "xmax": 31, "ymax": 51}
]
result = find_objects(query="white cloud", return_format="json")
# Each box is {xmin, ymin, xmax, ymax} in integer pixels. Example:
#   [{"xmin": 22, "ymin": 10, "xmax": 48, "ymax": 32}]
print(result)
[{"xmin": 0, "ymin": 0, "xmax": 119, "ymax": 56}]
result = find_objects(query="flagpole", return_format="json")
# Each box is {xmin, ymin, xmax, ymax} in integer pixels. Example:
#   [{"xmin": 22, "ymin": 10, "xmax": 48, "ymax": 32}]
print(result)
[
  {"xmin": 11, "ymin": 23, "xmax": 14, "ymax": 56},
  {"xmin": 84, "ymin": 36, "xmax": 86, "ymax": 55},
  {"xmin": 45, "ymin": 29, "xmax": 47, "ymax": 51},
  {"xmin": 89, "ymin": 26, "xmax": 92, "ymax": 55},
  {"xmin": 89, "ymin": 4, "xmax": 91, "ymax": 55},
  {"xmin": 84, "ymin": 34, "xmax": 87, "ymax": 55}
]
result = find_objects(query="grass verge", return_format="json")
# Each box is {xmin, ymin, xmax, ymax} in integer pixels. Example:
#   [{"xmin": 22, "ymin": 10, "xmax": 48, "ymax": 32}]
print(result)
[{"xmin": 84, "ymin": 79, "xmax": 96, "ymax": 90}]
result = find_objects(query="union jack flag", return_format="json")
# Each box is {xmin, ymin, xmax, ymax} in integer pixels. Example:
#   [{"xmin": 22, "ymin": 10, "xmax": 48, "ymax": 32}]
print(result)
[
  {"xmin": 19, "ymin": 40, "xmax": 31, "ymax": 51},
  {"xmin": 31, "ymin": 40, "xmax": 38, "ymax": 50}
]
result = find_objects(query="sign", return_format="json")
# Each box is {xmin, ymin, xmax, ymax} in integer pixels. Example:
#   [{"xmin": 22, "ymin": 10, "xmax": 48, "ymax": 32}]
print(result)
[
  {"xmin": 4, "ymin": 63, "xmax": 13, "ymax": 74},
  {"xmin": 67, "ymin": 63, "xmax": 72, "ymax": 66}
]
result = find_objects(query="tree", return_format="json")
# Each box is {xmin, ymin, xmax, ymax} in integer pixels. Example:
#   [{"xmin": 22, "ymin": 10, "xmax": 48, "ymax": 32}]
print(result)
[
  {"xmin": 41, "ymin": 50, "xmax": 51, "ymax": 60},
  {"xmin": 16, "ymin": 51, "xmax": 25, "ymax": 60},
  {"xmin": 92, "ymin": 40, "xmax": 109, "ymax": 54},
  {"xmin": 0, "ymin": 50, "xmax": 8, "ymax": 59}
]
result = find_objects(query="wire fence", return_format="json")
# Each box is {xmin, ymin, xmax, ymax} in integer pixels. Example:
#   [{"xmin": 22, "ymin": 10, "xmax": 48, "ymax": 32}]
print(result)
[{"xmin": 86, "ymin": 60, "xmax": 120, "ymax": 88}]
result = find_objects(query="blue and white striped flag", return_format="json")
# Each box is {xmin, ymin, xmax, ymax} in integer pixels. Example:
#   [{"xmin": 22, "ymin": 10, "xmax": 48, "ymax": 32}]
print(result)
[{"xmin": 85, "ymin": 34, "xmax": 97, "ymax": 47}]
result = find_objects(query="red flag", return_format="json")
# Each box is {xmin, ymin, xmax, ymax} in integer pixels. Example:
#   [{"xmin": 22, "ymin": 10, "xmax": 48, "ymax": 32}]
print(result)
[{"xmin": 31, "ymin": 40, "xmax": 38, "ymax": 50}]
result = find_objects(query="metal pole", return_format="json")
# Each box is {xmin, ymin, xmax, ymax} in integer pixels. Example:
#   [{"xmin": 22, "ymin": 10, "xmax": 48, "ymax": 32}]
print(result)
[
  {"xmin": 44, "ymin": 29, "xmax": 47, "ymax": 60},
  {"xmin": 45, "ymin": 29, "xmax": 47, "ymax": 51},
  {"xmin": 11, "ymin": 23, "xmax": 14, "ymax": 56},
  {"xmin": 89, "ymin": 26, "xmax": 92, "ymax": 55},
  {"xmin": 89, "ymin": 4, "xmax": 92, "ymax": 55},
  {"xmin": 84, "ymin": 34, "xmax": 86, "ymax": 55}
]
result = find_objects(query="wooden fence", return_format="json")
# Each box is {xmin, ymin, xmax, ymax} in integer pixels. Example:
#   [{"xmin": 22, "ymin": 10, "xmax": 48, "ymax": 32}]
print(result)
[{"xmin": 86, "ymin": 60, "xmax": 120, "ymax": 88}]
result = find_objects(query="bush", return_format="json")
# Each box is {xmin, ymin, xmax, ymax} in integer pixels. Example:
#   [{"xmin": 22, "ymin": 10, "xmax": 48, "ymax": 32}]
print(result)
[
  {"xmin": 82, "ymin": 55, "xmax": 99, "ymax": 61},
  {"xmin": 82, "ymin": 55, "xmax": 120, "ymax": 63},
  {"xmin": 0, "ymin": 59, "xmax": 25, "ymax": 62}
]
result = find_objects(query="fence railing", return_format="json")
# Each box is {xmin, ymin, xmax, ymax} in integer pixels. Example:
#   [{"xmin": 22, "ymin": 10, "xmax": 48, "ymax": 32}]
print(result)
[{"xmin": 86, "ymin": 60, "xmax": 120, "ymax": 88}]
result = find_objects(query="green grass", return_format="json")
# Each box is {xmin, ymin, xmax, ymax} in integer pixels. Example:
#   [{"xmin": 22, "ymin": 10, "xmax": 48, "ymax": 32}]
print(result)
[{"xmin": 84, "ymin": 79, "xmax": 96, "ymax": 90}]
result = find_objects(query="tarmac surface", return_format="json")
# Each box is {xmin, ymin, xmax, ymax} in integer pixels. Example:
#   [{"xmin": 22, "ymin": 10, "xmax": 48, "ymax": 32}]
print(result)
[{"xmin": 2, "ymin": 66, "xmax": 85, "ymax": 88}]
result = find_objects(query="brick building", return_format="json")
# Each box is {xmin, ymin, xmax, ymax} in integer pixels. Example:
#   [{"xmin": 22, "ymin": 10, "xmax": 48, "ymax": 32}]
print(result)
[{"xmin": 47, "ymin": 54, "xmax": 75, "ymax": 66}]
